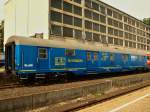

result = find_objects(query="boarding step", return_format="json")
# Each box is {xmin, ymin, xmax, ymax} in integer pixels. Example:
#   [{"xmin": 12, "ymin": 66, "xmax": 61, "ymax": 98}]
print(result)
[{"xmin": 35, "ymin": 74, "xmax": 46, "ymax": 79}]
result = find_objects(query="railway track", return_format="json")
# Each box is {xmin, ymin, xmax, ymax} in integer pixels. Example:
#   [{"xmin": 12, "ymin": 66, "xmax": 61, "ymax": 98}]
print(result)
[{"xmin": 0, "ymin": 71, "xmax": 149, "ymax": 90}]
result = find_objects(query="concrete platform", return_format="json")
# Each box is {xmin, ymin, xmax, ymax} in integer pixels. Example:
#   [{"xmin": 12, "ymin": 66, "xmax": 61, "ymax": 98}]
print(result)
[{"xmin": 78, "ymin": 86, "xmax": 150, "ymax": 112}]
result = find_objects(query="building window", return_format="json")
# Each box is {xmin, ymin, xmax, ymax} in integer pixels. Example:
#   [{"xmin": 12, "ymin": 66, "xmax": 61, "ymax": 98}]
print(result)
[
  {"xmin": 114, "ymin": 29, "xmax": 119, "ymax": 36},
  {"xmin": 85, "ymin": 32, "xmax": 92, "ymax": 41},
  {"xmin": 38, "ymin": 48, "xmax": 47, "ymax": 59},
  {"xmin": 66, "ymin": 49, "xmax": 75, "ymax": 56},
  {"xmin": 108, "ymin": 27, "xmax": 113, "ymax": 35},
  {"xmin": 125, "ymin": 41, "xmax": 129, "ymax": 47},
  {"xmin": 51, "ymin": 0, "xmax": 62, "ymax": 9},
  {"xmin": 108, "ymin": 36, "xmax": 113, "ymax": 44},
  {"xmin": 119, "ymin": 31, "xmax": 123, "ymax": 37},
  {"xmin": 101, "ymin": 35, "xmax": 107, "ymax": 44},
  {"xmin": 85, "ymin": 9, "xmax": 92, "ymax": 19},
  {"xmin": 100, "ymin": 25, "xmax": 106, "ymax": 33},
  {"xmin": 100, "ymin": 15, "xmax": 106, "ymax": 23},
  {"xmin": 108, "ymin": 18, "xmax": 113, "ymax": 26},
  {"xmin": 107, "ymin": 8, "xmax": 112, "ymax": 16},
  {"xmin": 51, "ymin": 11, "xmax": 62, "ymax": 23},
  {"xmin": 63, "ymin": 14, "xmax": 73, "ymax": 25},
  {"xmin": 73, "ymin": 6, "xmax": 82, "ymax": 16},
  {"xmin": 119, "ymin": 22, "xmax": 123, "ymax": 29},
  {"xmin": 85, "ymin": 0, "xmax": 91, "ymax": 8},
  {"xmin": 74, "ymin": 29, "xmax": 82, "ymax": 39},
  {"xmin": 63, "ymin": 1, "xmax": 72, "ymax": 13},
  {"xmin": 93, "ymin": 12, "xmax": 99, "ymax": 21},
  {"xmin": 74, "ymin": 0, "xmax": 81, "ymax": 4},
  {"xmin": 74, "ymin": 17, "xmax": 82, "ymax": 27},
  {"xmin": 51, "ymin": 25, "xmax": 62, "ymax": 36},
  {"xmin": 93, "ymin": 33, "xmax": 100, "ymax": 42},
  {"xmin": 85, "ymin": 20, "xmax": 92, "ymax": 29},
  {"xmin": 63, "ymin": 27, "xmax": 73, "ymax": 37},
  {"xmin": 100, "ymin": 5, "xmax": 105, "ymax": 14},
  {"xmin": 114, "ymin": 38, "xmax": 119, "ymax": 45},
  {"xmin": 93, "ymin": 23, "xmax": 99, "ymax": 31},
  {"xmin": 119, "ymin": 39, "xmax": 123, "ymax": 46},
  {"xmin": 92, "ymin": 2, "xmax": 99, "ymax": 11}
]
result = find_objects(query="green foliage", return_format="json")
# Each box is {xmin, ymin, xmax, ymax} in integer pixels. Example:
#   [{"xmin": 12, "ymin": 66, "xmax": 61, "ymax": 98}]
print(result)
[{"xmin": 143, "ymin": 18, "xmax": 150, "ymax": 26}]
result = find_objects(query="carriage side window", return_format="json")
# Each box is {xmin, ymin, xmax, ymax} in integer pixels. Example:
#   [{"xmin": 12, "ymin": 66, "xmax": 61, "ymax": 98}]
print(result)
[
  {"xmin": 87, "ymin": 52, "xmax": 91, "ymax": 61},
  {"xmin": 138, "ymin": 56, "xmax": 144, "ymax": 61},
  {"xmin": 122, "ymin": 54, "xmax": 128, "ymax": 62},
  {"xmin": 110, "ymin": 53, "xmax": 115, "ymax": 61},
  {"xmin": 39, "ymin": 48, "xmax": 47, "ymax": 59},
  {"xmin": 131, "ymin": 55, "xmax": 138, "ymax": 61},
  {"xmin": 94, "ymin": 52, "xmax": 98, "ymax": 61},
  {"xmin": 101, "ymin": 52, "xmax": 107, "ymax": 61},
  {"xmin": 66, "ymin": 49, "xmax": 75, "ymax": 56}
]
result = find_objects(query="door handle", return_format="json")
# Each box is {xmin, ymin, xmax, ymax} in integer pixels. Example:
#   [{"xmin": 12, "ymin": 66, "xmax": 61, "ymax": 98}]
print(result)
[{"xmin": 37, "ymin": 58, "xmax": 39, "ymax": 63}]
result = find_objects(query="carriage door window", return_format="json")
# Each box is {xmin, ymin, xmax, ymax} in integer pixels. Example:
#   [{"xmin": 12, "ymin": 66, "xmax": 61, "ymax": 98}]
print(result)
[
  {"xmin": 101, "ymin": 53, "xmax": 107, "ymax": 61},
  {"xmin": 94, "ymin": 52, "xmax": 98, "ymax": 61},
  {"xmin": 110, "ymin": 53, "xmax": 115, "ymax": 61},
  {"xmin": 122, "ymin": 54, "xmax": 129, "ymax": 62},
  {"xmin": 38, "ymin": 48, "xmax": 48, "ymax": 59},
  {"xmin": 87, "ymin": 52, "xmax": 91, "ymax": 61}
]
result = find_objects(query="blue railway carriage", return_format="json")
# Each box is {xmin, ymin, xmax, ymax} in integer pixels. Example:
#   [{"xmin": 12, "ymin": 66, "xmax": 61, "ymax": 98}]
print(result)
[{"xmin": 5, "ymin": 36, "xmax": 148, "ymax": 80}]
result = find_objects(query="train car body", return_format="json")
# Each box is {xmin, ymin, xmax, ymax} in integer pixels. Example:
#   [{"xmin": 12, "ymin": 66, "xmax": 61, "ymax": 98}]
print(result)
[
  {"xmin": 147, "ymin": 54, "xmax": 150, "ymax": 68},
  {"xmin": 5, "ymin": 36, "xmax": 148, "ymax": 79}
]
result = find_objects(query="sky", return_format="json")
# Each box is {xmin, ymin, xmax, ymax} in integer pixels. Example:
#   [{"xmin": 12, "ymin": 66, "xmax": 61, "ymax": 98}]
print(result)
[
  {"xmin": 101, "ymin": 0, "xmax": 150, "ymax": 20},
  {"xmin": 0, "ymin": 0, "xmax": 150, "ymax": 21}
]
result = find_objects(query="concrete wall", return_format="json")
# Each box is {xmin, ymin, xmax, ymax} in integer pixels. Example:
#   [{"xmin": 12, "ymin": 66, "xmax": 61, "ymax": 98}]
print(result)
[{"xmin": 4, "ymin": 0, "xmax": 49, "ymax": 45}]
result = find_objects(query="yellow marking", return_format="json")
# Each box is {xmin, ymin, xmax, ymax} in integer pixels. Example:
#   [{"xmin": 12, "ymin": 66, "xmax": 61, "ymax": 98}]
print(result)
[
  {"xmin": 50, "ymin": 68, "xmax": 86, "ymax": 71},
  {"xmin": 50, "ymin": 68, "xmax": 66, "ymax": 71},
  {"xmin": 18, "ymin": 70, "xmax": 36, "ymax": 72},
  {"xmin": 68, "ymin": 59, "xmax": 83, "ymax": 63}
]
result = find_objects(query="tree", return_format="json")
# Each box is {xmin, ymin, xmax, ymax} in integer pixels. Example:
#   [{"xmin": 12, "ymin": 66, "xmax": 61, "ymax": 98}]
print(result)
[{"xmin": 143, "ymin": 18, "xmax": 150, "ymax": 26}]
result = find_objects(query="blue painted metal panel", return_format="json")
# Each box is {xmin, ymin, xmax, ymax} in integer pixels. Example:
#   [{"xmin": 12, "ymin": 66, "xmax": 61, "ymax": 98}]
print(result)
[{"xmin": 14, "ymin": 44, "xmax": 148, "ymax": 77}]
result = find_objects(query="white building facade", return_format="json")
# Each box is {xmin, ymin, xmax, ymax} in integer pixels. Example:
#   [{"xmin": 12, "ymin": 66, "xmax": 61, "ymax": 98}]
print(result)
[{"xmin": 4, "ymin": 0, "xmax": 49, "ymax": 45}]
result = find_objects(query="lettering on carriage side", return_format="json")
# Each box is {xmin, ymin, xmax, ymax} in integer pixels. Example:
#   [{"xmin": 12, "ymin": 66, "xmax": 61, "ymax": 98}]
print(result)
[
  {"xmin": 68, "ymin": 59, "xmax": 83, "ymax": 63},
  {"xmin": 24, "ymin": 64, "xmax": 33, "ymax": 67}
]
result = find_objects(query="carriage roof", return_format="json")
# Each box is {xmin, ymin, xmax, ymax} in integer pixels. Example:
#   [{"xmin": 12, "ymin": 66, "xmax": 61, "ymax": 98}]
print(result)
[{"xmin": 6, "ymin": 35, "xmax": 147, "ymax": 56}]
